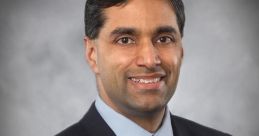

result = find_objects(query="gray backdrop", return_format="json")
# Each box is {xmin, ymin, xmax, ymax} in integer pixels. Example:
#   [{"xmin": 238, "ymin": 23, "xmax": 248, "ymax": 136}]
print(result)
[{"xmin": 0, "ymin": 0, "xmax": 258, "ymax": 136}]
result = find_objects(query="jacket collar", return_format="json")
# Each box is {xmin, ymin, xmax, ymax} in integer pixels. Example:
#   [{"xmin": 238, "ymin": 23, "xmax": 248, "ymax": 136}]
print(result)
[
  {"xmin": 79, "ymin": 103, "xmax": 116, "ymax": 136},
  {"xmin": 79, "ymin": 102, "xmax": 180, "ymax": 136}
]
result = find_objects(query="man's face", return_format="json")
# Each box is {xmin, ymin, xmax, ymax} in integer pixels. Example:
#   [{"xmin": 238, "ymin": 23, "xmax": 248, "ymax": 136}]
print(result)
[{"xmin": 86, "ymin": 0, "xmax": 183, "ymax": 116}]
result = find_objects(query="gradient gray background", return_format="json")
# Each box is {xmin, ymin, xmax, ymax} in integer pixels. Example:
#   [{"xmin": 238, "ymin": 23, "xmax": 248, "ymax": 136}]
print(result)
[{"xmin": 0, "ymin": 0, "xmax": 258, "ymax": 136}]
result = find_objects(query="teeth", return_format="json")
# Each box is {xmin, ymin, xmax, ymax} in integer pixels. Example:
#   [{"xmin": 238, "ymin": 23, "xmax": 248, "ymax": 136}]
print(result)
[{"xmin": 130, "ymin": 78, "xmax": 160, "ymax": 83}]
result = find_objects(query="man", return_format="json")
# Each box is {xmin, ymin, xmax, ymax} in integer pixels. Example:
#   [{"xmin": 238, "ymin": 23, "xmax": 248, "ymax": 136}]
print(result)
[{"xmin": 57, "ymin": 0, "xmax": 231, "ymax": 136}]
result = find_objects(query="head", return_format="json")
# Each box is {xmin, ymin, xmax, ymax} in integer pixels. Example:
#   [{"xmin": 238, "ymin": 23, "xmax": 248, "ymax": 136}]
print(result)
[
  {"xmin": 85, "ymin": 0, "xmax": 185, "ymax": 39},
  {"xmin": 84, "ymin": 0, "xmax": 185, "ymax": 117}
]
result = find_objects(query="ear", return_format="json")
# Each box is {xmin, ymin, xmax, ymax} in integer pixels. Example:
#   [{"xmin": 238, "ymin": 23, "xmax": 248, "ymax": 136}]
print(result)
[
  {"xmin": 84, "ymin": 36, "xmax": 99, "ymax": 74},
  {"xmin": 181, "ymin": 46, "xmax": 184, "ymax": 59},
  {"xmin": 180, "ymin": 46, "xmax": 184, "ymax": 66}
]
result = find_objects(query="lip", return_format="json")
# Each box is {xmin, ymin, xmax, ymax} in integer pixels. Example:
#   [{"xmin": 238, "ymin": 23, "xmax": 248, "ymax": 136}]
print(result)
[
  {"xmin": 127, "ymin": 72, "xmax": 166, "ymax": 90},
  {"xmin": 128, "ymin": 72, "xmax": 166, "ymax": 79}
]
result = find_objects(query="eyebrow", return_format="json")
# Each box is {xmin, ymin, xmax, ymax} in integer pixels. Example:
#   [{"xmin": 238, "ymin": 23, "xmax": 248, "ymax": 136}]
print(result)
[
  {"xmin": 110, "ymin": 27, "xmax": 138, "ymax": 37},
  {"xmin": 109, "ymin": 26, "xmax": 177, "ymax": 38},
  {"xmin": 154, "ymin": 26, "xmax": 177, "ymax": 36}
]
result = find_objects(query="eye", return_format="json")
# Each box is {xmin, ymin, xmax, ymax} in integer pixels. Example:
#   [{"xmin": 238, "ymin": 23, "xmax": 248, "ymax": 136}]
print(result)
[
  {"xmin": 116, "ymin": 37, "xmax": 135, "ymax": 45},
  {"xmin": 155, "ymin": 36, "xmax": 175, "ymax": 44}
]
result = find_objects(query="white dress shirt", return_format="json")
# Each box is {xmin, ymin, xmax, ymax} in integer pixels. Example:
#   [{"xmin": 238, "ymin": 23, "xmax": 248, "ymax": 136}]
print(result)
[{"xmin": 95, "ymin": 95, "xmax": 174, "ymax": 136}]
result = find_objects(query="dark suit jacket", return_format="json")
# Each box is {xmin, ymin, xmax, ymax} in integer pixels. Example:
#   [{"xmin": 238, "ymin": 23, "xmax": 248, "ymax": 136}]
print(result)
[{"xmin": 56, "ymin": 103, "xmax": 231, "ymax": 136}]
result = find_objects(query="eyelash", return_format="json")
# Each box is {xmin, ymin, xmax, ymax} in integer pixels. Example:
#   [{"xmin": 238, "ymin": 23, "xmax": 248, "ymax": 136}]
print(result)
[
  {"xmin": 115, "ymin": 37, "xmax": 136, "ymax": 45},
  {"xmin": 114, "ymin": 35, "xmax": 176, "ymax": 46},
  {"xmin": 155, "ymin": 36, "xmax": 176, "ymax": 44}
]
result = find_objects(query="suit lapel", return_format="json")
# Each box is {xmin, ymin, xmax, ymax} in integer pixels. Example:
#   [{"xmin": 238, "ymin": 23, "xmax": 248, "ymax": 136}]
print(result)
[
  {"xmin": 79, "ymin": 104, "xmax": 188, "ymax": 136},
  {"xmin": 171, "ymin": 114, "xmax": 180, "ymax": 136},
  {"xmin": 79, "ymin": 102, "xmax": 116, "ymax": 136},
  {"xmin": 171, "ymin": 114, "xmax": 189, "ymax": 136}
]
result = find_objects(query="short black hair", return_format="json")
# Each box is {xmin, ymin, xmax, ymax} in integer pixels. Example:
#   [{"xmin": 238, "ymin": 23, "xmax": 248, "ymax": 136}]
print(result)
[{"xmin": 84, "ymin": 0, "xmax": 185, "ymax": 39}]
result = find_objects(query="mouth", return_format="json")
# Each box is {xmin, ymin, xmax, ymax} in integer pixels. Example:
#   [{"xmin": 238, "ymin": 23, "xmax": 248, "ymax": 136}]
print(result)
[
  {"xmin": 127, "ymin": 73, "xmax": 166, "ymax": 90},
  {"xmin": 129, "ymin": 77, "xmax": 162, "ymax": 84}
]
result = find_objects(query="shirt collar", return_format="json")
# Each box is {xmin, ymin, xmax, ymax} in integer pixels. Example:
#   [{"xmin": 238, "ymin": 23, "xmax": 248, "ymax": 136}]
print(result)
[{"xmin": 95, "ymin": 95, "xmax": 174, "ymax": 136}]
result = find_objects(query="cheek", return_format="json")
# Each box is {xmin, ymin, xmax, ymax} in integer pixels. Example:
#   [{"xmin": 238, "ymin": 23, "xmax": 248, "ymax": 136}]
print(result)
[
  {"xmin": 161, "ymin": 48, "xmax": 182, "ymax": 68},
  {"xmin": 160, "ymin": 48, "xmax": 183, "ymax": 83},
  {"xmin": 97, "ymin": 47, "xmax": 135, "ymax": 83},
  {"xmin": 96, "ymin": 47, "xmax": 115, "ymax": 81},
  {"xmin": 106, "ymin": 47, "xmax": 136, "ymax": 72}
]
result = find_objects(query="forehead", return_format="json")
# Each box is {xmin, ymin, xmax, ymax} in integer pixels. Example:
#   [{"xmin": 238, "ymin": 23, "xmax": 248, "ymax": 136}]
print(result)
[{"xmin": 101, "ymin": 0, "xmax": 179, "ymax": 35}]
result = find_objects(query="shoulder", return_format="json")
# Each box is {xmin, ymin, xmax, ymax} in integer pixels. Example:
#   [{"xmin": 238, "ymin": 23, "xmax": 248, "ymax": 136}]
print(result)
[
  {"xmin": 55, "ymin": 118, "xmax": 95, "ymax": 136},
  {"xmin": 55, "ymin": 103, "xmax": 115, "ymax": 136},
  {"xmin": 55, "ymin": 122, "xmax": 85, "ymax": 136},
  {"xmin": 171, "ymin": 115, "xmax": 231, "ymax": 136}
]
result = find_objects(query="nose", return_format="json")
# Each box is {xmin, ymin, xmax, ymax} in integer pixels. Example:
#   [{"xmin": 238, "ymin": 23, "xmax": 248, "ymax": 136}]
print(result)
[{"xmin": 136, "ymin": 41, "xmax": 161, "ymax": 68}]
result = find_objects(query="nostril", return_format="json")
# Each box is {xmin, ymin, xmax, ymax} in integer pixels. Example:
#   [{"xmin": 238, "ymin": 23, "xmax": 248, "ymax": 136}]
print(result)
[
  {"xmin": 136, "ymin": 44, "xmax": 161, "ymax": 67},
  {"xmin": 155, "ymin": 56, "xmax": 161, "ymax": 64},
  {"xmin": 136, "ymin": 56, "xmax": 161, "ymax": 68}
]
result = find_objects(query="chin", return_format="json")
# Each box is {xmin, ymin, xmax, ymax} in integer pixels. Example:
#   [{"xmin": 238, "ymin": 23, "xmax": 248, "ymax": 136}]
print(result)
[{"xmin": 131, "ymin": 100, "xmax": 166, "ymax": 113}]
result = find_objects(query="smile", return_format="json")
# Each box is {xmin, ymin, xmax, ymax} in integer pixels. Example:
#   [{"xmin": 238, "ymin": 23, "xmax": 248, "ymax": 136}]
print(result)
[
  {"xmin": 130, "ymin": 77, "xmax": 161, "ymax": 84},
  {"xmin": 128, "ymin": 75, "xmax": 165, "ymax": 90}
]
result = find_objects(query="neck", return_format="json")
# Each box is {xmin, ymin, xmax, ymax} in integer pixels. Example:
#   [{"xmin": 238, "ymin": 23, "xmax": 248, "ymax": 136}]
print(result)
[
  {"xmin": 123, "ymin": 108, "xmax": 166, "ymax": 133},
  {"xmin": 97, "ymin": 81, "xmax": 167, "ymax": 133}
]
